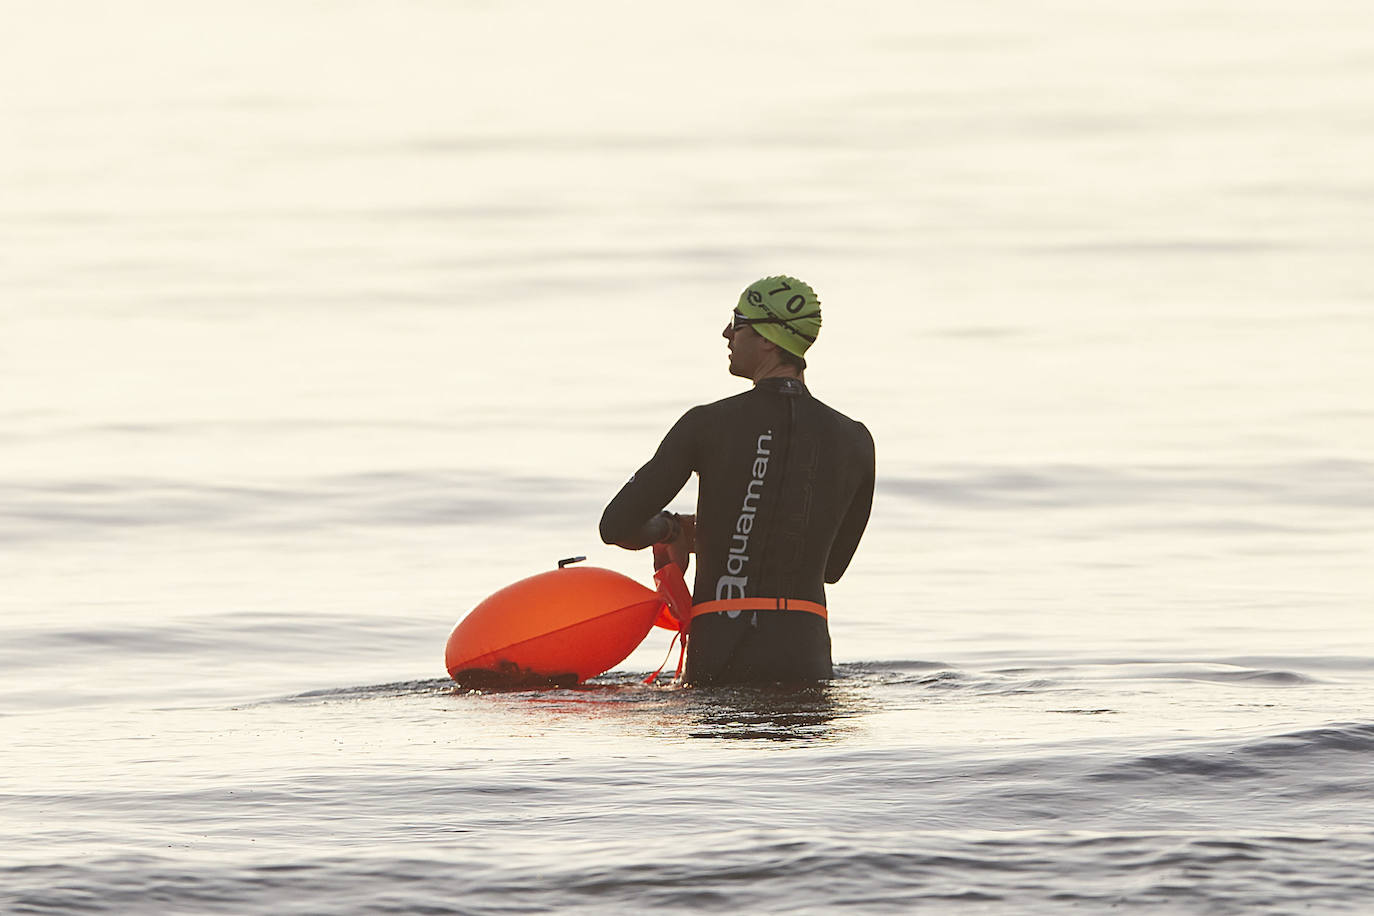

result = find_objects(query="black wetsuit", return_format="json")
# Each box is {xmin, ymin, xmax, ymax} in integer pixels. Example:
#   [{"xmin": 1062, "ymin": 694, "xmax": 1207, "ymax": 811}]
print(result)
[{"xmin": 600, "ymin": 377, "xmax": 875, "ymax": 685}]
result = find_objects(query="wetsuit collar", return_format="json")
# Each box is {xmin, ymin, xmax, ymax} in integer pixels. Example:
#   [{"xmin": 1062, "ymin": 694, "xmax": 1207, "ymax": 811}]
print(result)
[{"xmin": 754, "ymin": 376, "xmax": 808, "ymax": 396}]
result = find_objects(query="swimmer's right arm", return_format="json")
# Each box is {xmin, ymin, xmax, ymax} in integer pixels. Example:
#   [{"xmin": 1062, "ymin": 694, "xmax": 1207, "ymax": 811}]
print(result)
[
  {"xmin": 601, "ymin": 510, "xmax": 680, "ymax": 550},
  {"xmin": 599, "ymin": 411, "xmax": 700, "ymax": 550}
]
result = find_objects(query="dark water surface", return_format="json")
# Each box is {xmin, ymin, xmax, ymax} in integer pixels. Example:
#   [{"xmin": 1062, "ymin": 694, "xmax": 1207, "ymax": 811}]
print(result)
[{"xmin": 6, "ymin": 668, "xmax": 1374, "ymax": 913}]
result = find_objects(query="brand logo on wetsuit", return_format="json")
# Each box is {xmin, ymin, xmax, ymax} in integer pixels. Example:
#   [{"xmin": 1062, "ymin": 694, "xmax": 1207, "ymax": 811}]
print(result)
[{"xmin": 715, "ymin": 431, "xmax": 772, "ymax": 601}]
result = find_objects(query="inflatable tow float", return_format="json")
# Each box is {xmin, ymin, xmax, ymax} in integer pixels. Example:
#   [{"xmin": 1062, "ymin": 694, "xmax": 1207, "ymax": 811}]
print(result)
[{"xmin": 445, "ymin": 555, "xmax": 692, "ymax": 687}]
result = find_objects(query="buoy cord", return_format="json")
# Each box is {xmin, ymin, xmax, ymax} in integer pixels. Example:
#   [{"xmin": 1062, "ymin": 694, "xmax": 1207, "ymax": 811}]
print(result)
[{"xmin": 643, "ymin": 626, "xmax": 682, "ymax": 685}]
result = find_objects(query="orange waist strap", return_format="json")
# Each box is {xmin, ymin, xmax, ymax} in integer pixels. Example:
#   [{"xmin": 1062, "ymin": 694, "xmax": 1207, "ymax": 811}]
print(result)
[{"xmin": 689, "ymin": 597, "xmax": 828, "ymax": 621}]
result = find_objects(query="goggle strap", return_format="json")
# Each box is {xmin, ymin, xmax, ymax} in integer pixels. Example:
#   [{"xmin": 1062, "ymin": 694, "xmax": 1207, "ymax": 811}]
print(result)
[{"xmin": 733, "ymin": 311, "xmax": 821, "ymax": 343}]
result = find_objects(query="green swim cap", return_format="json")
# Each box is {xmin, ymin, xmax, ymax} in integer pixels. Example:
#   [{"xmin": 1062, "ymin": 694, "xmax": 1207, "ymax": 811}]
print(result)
[{"xmin": 735, "ymin": 276, "xmax": 822, "ymax": 357}]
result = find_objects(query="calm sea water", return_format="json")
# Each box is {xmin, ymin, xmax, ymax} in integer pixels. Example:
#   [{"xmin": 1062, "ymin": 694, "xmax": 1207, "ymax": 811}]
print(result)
[{"xmin": 4, "ymin": 1, "xmax": 1373, "ymax": 912}]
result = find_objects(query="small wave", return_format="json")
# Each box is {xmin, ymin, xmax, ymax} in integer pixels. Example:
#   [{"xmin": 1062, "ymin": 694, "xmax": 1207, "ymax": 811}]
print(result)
[
  {"xmin": 1089, "ymin": 720, "xmax": 1374, "ymax": 785},
  {"xmin": 0, "ymin": 471, "xmax": 601, "ymax": 542},
  {"xmin": 1097, "ymin": 663, "xmax": 1318, "ymax": 686},
  {"xmin": 835, "ymin": 661, "xmax": 968, "ymax": 690},
  {"xmin": 984, "ymin": 659, "xmax": 1325, "ymax": 688},
  {"xmin": 842, "ymin": 659, "xmax": 1325, "ymax": 695},
  {"xmin": 839, "ymin": 661, "xmax": 1073, "ymax": 695},
  {"xmin": 1242, "ymin": 721, "xmax": 1374, "ymax": 757},
  {"xmin": 840, "ymin": 659, "xmax": 949, "ymax": 674},
  {"xmin": 1090, "ymin": 750, "xmax": 1269, "ymax": 782},
  {"xmin": 879, "ymin": 459, "xmax": 1374, "ymax": 511},
  {"xmin": 3, "ymin": 614, "xmax": 417, "ymax": 663},
  {"xmin": 274, "ymin": 679, "xmax": 454, "ymax": 704},
  {"xmin": 7, "ymin": 829, "xmax": 1373, "ymax": 916},
  {"xmin": 1219, "ymin": 654, "xmax": 1374, "ymax": 673}
]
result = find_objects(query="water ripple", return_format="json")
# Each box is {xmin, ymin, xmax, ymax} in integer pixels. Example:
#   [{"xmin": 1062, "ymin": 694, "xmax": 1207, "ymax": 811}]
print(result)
[
  {"xmin": 881, "ymin": 459, "xmax": 1374, "ymax": 510},
  {"xmin": 0, "ymin": 472, "xmax": 598, "ymax": 541}
]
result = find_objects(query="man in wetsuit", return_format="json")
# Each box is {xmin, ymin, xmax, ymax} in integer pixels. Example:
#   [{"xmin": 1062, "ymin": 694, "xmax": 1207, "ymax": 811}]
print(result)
[{"xmin": 599, "ymin": 276, "xmax": 875, "ymax": 685}]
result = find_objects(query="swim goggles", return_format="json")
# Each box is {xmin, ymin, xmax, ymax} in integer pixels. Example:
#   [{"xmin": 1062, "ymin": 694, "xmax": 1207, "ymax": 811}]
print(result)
[{"xmin": 730, "ymin": 309, "xmax": 821, "ymax": 342}]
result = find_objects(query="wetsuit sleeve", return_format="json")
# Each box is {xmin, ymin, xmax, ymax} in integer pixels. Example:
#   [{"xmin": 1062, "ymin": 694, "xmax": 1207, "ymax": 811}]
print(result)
[
  {"xmin": 824, "ymin": 422, "xmax": 875, "ymax": 583},
  {"xmin": 599, "ymin": 408, "xmax": 700, "ymax": 550}
]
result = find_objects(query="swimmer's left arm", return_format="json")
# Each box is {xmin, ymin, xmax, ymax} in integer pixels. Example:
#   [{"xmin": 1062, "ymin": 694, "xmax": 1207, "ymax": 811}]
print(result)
[{"xmin": 825, "ymin": 424, "xmax": 875, "ymax": 583}]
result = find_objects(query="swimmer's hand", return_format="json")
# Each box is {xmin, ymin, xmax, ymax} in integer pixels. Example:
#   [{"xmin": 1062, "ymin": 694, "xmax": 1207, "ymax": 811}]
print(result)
[
  {"xmin": 649, "ymin": 513, "xmax": 694, "ymax": 573},
  {"xmin": 664, "ymin": 513, "xmax": 695, "ymax": 572}
]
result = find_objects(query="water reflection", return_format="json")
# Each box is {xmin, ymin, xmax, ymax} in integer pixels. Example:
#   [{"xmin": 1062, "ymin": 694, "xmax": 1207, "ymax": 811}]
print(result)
[
  {"xmin": 441, "ymin": 674, "xmax": 870, "ymax": 742},
  {"xmin": 681, "ymin": 682, "xmax": 860, "ymax": 742}
]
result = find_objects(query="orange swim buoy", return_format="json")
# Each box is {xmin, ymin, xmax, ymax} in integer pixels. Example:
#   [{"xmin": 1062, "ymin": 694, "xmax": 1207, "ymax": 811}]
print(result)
[{"xmin": 445, "ymin": 562, "xmax": 664, "ymax": 686}]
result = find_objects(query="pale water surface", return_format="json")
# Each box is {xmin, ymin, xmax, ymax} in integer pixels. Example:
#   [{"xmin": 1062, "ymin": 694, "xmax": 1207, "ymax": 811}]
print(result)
[{"xmin": 3, "ymin": 1, "xmax": 1373, "ymax": 912}]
